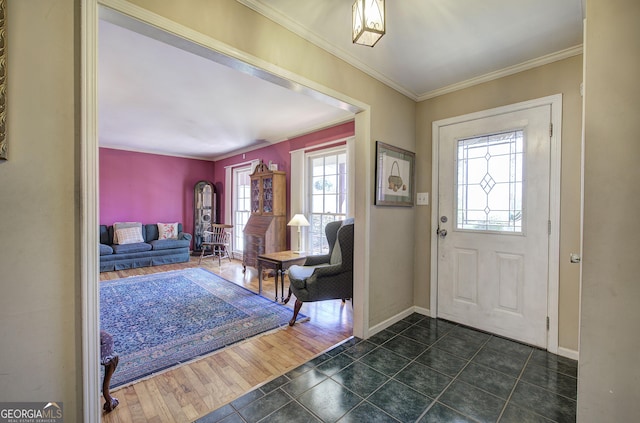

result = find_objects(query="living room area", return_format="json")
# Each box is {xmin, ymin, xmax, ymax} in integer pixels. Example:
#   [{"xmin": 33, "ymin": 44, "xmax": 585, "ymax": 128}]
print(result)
[
  {"xmin": 95, "ymin": 4, "xmax": 366, "ymax": 419},
  {"xmin": 98, "ymin": 115, "xmax": 357, "ymax": 420},
  {"xmin": 99, "ymin": 257, "xmax": 353, "ymax": 422}
]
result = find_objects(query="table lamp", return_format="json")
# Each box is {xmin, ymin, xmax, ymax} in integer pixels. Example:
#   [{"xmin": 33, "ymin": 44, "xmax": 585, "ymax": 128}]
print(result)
[{"xmin": 287, "ymin": 214, "xmax": 310, "ymax": 254}]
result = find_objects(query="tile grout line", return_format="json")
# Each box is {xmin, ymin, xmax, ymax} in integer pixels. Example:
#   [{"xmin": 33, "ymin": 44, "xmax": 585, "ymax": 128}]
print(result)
[
  {"xmin": 200, "ymin": 316, "xmax": 577, "ymax": 423},
  {"xmin": 295, "ymin": 334, "xmax": 406, "ymax": 422},
  {"xmin": 378, "ymin": 319, "xmax": 469, "ymax": 421},
  {"xmin": 495, "ymin": 348, "xmax": 534, "ymax": 422},
  {"xmin": 318, "ymin": 318, "xmax": 454, "ymax": 422},
  {"xmin": 413, "ymin": 329, "xmax": 492, "ymax": 423}
]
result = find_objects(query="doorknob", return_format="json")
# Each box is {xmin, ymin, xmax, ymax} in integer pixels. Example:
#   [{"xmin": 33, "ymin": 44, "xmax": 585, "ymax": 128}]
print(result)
[{"xmin": 437, "ymin": 228, "xmax": 447, "ymax": 238}]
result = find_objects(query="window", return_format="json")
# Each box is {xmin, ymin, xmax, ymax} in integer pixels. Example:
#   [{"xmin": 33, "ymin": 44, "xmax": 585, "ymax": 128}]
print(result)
[
  {"xmin": 456, "ymin": 130, "xmax": 524, "ymax": 233},
  {"xmin": 233, "ymin": 166, "xmax": 252, "ymax": 254},
  {"xmin": 307, "ymin": 149, "xmax": 348, "ymax": 254}
]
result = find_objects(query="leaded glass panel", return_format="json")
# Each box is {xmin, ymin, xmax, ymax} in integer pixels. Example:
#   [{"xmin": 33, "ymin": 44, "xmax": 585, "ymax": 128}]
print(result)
[{"xmin": 456, "ymin": 130, "xmax": 524, "ymax": 233}]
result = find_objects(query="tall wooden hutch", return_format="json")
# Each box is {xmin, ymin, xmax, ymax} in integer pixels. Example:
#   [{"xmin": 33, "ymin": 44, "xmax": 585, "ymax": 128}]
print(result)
[{"xmin": 243, "ymin": 161, "xmax": 287, "ymax": 272}]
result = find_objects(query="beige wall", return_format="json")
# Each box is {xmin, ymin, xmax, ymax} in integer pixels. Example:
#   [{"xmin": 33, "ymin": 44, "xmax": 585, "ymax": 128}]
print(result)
[
  {"xmin": 0, "ymin": 0, "xmax": 80, "ymax": 420},
  {"xmin": 415, "ymin": 55, "xmax": 584, "ymax": 351},
  {"xmin": 578, "ymin": 0, "xmax": 640, "ymax": 419}
]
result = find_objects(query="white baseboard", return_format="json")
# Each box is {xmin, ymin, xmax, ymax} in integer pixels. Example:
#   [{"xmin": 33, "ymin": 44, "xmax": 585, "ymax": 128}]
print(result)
[
  {"xmin": 414, "ymin": 306, "xmax": 431, "ymax": 317},
  {"xmin": 557, "ymin": 346, "xmax": 579, "ymax": 361},
  {"xmin": 366, "ymin": 307, "xmax": 579, "ymax": 363},
  {"xmin": 367, "ymin": 306, "xmax": 432, "ymax": 337}
]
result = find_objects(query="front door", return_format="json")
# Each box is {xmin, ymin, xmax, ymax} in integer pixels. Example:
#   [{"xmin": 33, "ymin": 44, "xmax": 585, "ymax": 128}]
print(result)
[{"xmin": 436, "ymin": 104, "xmax": 551, "ymax": 347}]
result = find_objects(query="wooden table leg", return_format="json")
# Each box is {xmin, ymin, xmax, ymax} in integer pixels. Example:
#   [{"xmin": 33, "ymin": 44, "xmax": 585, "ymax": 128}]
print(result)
[
  {"xmin": 258, "ymin": 261, "xmax": 263, "ymax": 295},
  {"xmin": 279, "ymin": 269, "xmax": 285, "ymax": 302},
  {"xmin": 274, "ymin": 265, "xmax": 280, "ymax": 301}
]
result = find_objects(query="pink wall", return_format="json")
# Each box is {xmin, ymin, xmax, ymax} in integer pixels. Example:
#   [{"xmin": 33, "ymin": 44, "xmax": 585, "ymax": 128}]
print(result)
[
  {"xmin": 99, "ymin": 121, "xmax": 355, "ymax": 247},
  {"xmin": 213, "ymin": 121, "xmax": 355, "ymax": 226},
  {"xmin": 99, "ymin": 148, "xmax": 215, "ymax": 238}
]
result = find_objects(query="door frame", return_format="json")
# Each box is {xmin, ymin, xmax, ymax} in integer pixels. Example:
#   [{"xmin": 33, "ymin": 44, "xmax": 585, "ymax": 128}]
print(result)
[
  {"xmin": 82, "ymin": 1, "xmax": 372, "ymax": 420},
  {"xmin": 430, "ymin": 94, "xmax": 563, "ymax": 353}
]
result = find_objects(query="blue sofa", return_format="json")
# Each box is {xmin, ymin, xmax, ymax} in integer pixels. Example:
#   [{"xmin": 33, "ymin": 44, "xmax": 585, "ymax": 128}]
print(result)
[{"xmin": 99, "ymin": 223, "xmax": 192, "ymax": 272}]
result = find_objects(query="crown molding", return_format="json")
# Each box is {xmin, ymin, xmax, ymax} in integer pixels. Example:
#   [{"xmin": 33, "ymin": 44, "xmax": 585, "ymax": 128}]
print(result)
[
  {"xmin": 101, "ymin": 115, "xmax": 354, "ymax": 163},
  {"xmin": 212, "ymin": 116, "xmax": 354, "ymax": 161},
  {"xmin": 98, "ymin": 144, "xmax": 219, "ymax": 161},
  {"xmin": 107, "ymin": 0, "xmax": 583, "ymax": 108},
  {"xmin": 414, "ymin": 44, "xmax": 582, "ymax": 101},
  {"xmin": 237, "ymin": 0, "xmax": 418, "ymax": 101},
  {"xmin": 238, "ymin": 1, "xmax": 583, "ymax": 103}
]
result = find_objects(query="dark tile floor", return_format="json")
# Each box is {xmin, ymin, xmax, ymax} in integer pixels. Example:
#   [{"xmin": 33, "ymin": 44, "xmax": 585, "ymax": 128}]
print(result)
[{"xmin": 195, "ymin": 313, "xmax": 578, "ymax": 423}]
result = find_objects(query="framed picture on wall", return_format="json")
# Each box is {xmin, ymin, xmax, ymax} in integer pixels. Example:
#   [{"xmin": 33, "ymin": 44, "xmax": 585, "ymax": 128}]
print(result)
[
  {"xmin": 0, "ymin": 0, "xmax": 6, "ymax": 160},
  {"xmin": 375, "ymin": 141, "xmax": 415, "ymax": 206}
]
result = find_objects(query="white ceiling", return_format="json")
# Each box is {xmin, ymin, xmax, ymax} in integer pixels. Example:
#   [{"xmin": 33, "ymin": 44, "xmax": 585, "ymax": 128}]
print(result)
[
  {"xmin": 98, "ymin": 18, "xmax": 355, "ymax": 161},
  {"xmin": 98, "ymin": 1, "xmax": 584, "ymax": 160}
]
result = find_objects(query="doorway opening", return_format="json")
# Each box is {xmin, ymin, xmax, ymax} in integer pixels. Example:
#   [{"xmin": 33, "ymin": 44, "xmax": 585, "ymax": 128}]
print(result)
[{"xmin": 83, "ymin": 2, "xmax": 371, "ymax": 420}]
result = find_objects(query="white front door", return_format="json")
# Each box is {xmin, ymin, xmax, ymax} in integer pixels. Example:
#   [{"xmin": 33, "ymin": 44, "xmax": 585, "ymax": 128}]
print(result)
[{"xmin": 436, "ymin": 104, "xmax": 551, "ymax": 348}]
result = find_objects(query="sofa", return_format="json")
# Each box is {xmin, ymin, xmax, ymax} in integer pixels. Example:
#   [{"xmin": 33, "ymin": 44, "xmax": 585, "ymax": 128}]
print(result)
[{"xmin": 99, "ymin": 223, "xmax": 192, "ymax": 272}]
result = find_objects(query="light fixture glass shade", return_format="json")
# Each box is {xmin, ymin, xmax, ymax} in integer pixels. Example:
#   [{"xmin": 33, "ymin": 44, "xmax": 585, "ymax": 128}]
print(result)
[
  {"xmin": 287, "ymin": 214, "xmax": 310, "ymax": 227},
  {"xmin": 352, "ymin": 0, "xmax": 385, "ymax": 47}
]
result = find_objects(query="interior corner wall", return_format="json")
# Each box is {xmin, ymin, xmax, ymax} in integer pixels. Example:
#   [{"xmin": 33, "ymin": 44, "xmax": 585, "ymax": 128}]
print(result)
[
  {"xmin": 99, "ymin": 148, "xmax": 215, "ymax": 238},
  {"xmin": 212, "ymin": 121, "xmax": 355, "ymax": 232},
  {"xmin": 415, "ymin": 55, "xmax": 584, "ymax": 352},
  {"xmin": 0, "ymin": 0, "xmax": 80, "ymax": 420},
  {"xmin": 578, "ymin": 0, "xmax": 640, "ymax": 420}
]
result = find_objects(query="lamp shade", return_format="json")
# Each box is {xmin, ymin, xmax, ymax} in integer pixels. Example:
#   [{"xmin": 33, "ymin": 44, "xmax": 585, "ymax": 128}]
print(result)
[
  {"xmin": 352, "ymin": 0, "xmax": 385, "ymax": 47},
  {"xmin": 287, "ymin": 214, "xmax": 310, "ymax": 227}
]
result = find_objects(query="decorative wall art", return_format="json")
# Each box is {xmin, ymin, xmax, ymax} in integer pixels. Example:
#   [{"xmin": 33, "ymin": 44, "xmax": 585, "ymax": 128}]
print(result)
[
  {"xmin": 375, "ymin": 141, "xmax": 415, "ymax": 206},
  {"xmin": 0, "ymin": 0, "xmax": 6, "ymax": 161}
]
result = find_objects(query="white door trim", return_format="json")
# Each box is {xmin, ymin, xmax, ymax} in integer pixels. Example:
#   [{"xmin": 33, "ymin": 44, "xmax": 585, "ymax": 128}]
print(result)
[
  {"xmin": 84, "ymin": 1, "xmax": 371, "ymax": 421},
  {"xmin": 81, "ymin": 0, "xmax": 100, "ymax": 421},
  {"xmin": 430, "ymin": 94, "xmax": 562, "ymax": 353}
]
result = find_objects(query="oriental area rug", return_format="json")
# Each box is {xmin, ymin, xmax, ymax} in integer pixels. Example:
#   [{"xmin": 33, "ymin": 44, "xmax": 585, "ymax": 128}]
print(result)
[{"xmin": 100, "ymin": 267, "xmax": 306, "ymax": 388}]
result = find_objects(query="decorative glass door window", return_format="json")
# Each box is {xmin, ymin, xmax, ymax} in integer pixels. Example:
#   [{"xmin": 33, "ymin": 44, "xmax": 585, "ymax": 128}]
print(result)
[{"xmin": 456, "ymin": 130, "xmax": 524, "ymax": 233}]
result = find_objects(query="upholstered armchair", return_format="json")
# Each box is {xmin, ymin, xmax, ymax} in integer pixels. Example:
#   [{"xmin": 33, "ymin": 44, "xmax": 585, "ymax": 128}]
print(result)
[{"xmin": 284, "ymin": 219, "xmax": 354, "ymax": 326}]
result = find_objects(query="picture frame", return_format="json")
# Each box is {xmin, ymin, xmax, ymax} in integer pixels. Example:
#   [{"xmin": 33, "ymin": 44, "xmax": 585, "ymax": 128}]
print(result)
[
  {"xmin": 0, "ymin": 0, "xmax": 6, "ymax": 160},
  {"xmin": 375, "ymin": 141, "xmax": 415, "ymax": 206}
]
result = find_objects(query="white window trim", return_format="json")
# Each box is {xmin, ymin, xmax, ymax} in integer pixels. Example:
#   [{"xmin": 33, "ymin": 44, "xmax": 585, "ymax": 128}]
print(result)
[
  {"xmin": 225, "ymin": 160, "xmax": 260, "ymax": 257},
  {"xmin": 290, "ymin": 138, "xmax": 354, "ymax": 251}
]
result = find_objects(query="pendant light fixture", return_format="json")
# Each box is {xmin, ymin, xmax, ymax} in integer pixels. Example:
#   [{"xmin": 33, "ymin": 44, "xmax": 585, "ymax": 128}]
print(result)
[{"xmin": 352, "ymin": 0, "xmax": 385, "ymax": 47}]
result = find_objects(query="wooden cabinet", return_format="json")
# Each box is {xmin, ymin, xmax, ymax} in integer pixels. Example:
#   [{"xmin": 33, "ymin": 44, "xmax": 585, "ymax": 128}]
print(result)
[{"xmin": 243, "ymin": 161, "xmax": 286, "ymax": 271}]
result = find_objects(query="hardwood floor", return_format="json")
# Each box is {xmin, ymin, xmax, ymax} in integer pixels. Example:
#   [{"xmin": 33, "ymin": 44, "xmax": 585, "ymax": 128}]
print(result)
[{"xmin": 100, "ymin": 256, "xmax": 353, "ymax": 422}]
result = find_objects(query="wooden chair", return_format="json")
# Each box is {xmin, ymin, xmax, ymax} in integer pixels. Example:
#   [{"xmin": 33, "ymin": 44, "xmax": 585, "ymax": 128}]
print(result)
[{"xmin": 199, "ymin": 224, "xmax": 233, "ymax": 266}]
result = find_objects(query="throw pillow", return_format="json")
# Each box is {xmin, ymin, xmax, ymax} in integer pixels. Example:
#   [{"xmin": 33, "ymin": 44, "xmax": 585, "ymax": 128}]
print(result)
[
  {"xmin": 157, "ymin": 222, "xmax": 179, "ymax": 240},
  {"xmin": 113, "ymin": 222, "xmax": 142, "ymax": 244},
  {"xmin": 115, "ymin": 226, "xmax": 144, "ymax": 245}
]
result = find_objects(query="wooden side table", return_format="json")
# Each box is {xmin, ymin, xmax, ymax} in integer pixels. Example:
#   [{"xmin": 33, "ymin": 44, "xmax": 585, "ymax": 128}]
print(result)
[{"xmin": 257, "ymin": 250, "xmax": 308, "ymax": 302}]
